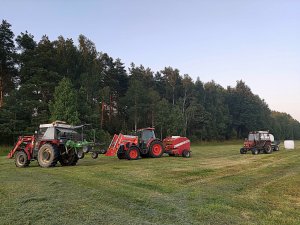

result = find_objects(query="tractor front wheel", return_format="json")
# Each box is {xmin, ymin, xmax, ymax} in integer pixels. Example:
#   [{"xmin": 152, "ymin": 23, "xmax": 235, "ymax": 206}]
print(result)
[
  {"xmin": 149, "ymin": 141, "xmax": 164, "ymax": 158},
  {"xmin": 15, "ymin": 151, "xmax": 30, "ymax": 168},
  {"xmin": 274, "ymin": 145, "xmax": 280, "ymax": 151},
  {"xmin": 38, "ymin": 144, "xmax": 59, "ymax": 167},
  {"xmin": 126, "ymin": 146, "xmax": 140, "ymax": 160}
]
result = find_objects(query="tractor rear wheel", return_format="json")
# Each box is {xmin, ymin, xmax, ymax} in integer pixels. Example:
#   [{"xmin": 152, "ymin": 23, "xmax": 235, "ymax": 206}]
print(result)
[
  {"xmin": 149, "ymin": 140, "xmax": 164, "ymax": 158},
  {"xmin": 60, "ymin": 149, "xmax": 78, "ymax": 166},
  {"xmin": 251, "ymin": 148, "xmax": 259, "ymax": 155},
  {"xmin": 126, "ymin": 146, "xmax": 140, "ymax": 160},
  {"xmin": 15, "ymin": 151, "xmax": 30, "ymax": 168},
  {"xmin": 38, "ymin": 144, "xmax": 59, "ymax": 167},
  {"xmin": 264, "ymin": 145, "xmax": 273, "ymax": 154}
]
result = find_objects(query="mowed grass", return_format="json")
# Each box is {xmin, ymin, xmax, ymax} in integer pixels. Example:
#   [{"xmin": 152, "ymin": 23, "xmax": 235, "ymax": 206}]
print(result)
[{"xmin": 0, "ymin": 142, "xmax": 300, "ymax": 225}]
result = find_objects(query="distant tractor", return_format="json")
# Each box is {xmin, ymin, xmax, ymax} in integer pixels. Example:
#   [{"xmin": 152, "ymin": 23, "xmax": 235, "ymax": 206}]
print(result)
[
  {"xmin": 8, "ymin": 121, "xmax": 96, "ymax": 167},
  {"xmin": 105, "ymin": 128, "xmax": 164, "ymax": 160},
  {"xmin": 240, "ymin": 131, "xmax": 280, "ymax": 155}
]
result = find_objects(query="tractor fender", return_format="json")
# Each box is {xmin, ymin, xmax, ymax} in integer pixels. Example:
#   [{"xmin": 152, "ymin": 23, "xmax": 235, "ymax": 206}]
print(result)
[
  {"xmin": 124, "ymin": 142, "xmax": 140, "ymax": 152},
  {"xmin": 146, "ymin": 138, "xmax": 161, "ymax": 148}
]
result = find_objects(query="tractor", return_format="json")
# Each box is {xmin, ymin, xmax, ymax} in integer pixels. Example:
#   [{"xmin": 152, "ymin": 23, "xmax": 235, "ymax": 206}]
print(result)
[
  {"xmin": 104, "ymin": 128, "xmax": 164, "ymax": 160},
  {"xmin": 7, "ymin": 121, "xmax": 96, "ymax": 167},
  {"xmin": 99, "ymin": 128, "xmax": 191, "ymax": 160},
  {"xmin": 240, "ymin": 131, "xmax": 280, "ymax": 155}
]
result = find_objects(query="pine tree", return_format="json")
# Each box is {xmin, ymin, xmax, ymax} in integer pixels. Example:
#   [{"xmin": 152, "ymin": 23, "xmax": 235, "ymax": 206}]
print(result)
[
  {"xmin": 49, "ymin": 78, "xmax": 80, "ymax": 124},
  {"xmin": 0, "ymin": 20, "xmax": 17, "ymax": 108}
]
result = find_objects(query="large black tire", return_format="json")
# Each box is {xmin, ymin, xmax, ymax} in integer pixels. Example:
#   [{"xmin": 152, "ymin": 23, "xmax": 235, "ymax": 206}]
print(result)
[
  {"xmin": 38, "ymin": 144, "xmax": 59, "ymax": 167},
  {"xmin": 148, "ymin": 140, "xmax": 164, "ymax": 158},
  {"xmin": 240, "ymin": 148, "xmax": 247, "ymax": 154},
  {"xmin": 60, "ymin": 149, "xmax": 78, "ymax": 166},
  {"xmin": 264, "ymin": 145, "xmax": 273, "ymax": 154},
  {"xmin": 182, "ymin": 150, "xmax": 191, "ymax": 158},
  {"xmin": 117, "ymin": 148, "xmax": 125, "ymax": 159},
  {"xmin": 251, "ymin": 148, "xmax": 259, "ymax": 155},
  {"xmin": 125, "ymin": 146, "xmax": 140, "ymax": 160},
  {"xmin": 15, "ymin": 151, "xmax": 30, "ymax": 168}
]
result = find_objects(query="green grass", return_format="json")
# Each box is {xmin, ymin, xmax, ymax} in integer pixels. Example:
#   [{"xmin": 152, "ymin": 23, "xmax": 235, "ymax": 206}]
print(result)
[{"xmin": 0, "ymin": 142, "xmax": 300, "ymax": 225}]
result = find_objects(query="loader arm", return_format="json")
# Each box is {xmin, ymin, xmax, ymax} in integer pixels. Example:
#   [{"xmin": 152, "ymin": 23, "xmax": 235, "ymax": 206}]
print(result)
[
  {"xmin": 7, "ymin": 136, "xmax": 35, "ymax": 159},
  {"xmin": 105, "ymin": 134, "xmax": 138, "ymax": 156}
]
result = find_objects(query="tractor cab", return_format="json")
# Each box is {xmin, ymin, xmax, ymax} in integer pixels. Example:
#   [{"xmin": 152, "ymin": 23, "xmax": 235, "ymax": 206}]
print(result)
[{"xmin": 136, "ymin": 128, "xmax": 156, "ymax": 142}]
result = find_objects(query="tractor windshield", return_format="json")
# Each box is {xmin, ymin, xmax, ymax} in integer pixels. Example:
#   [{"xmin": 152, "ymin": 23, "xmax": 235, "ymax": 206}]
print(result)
[
  {"xmin": 138, "ymin": 129, "xmax": 155, "ymax": 142},
  {"xmin": 248, "ymin": 133, "xmax": 259, "ymax": 141}
]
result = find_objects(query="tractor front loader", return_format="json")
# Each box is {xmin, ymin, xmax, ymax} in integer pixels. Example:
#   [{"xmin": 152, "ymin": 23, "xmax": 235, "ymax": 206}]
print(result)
[{"xmin": 102, "ymin": 128, "xmax": 164, "ymax": 160}]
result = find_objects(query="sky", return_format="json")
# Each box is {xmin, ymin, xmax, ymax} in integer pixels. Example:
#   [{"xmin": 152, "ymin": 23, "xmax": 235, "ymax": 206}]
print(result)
[{"xmin": 1, "ymin": 0, "xmax": 300, "ymax": 121}]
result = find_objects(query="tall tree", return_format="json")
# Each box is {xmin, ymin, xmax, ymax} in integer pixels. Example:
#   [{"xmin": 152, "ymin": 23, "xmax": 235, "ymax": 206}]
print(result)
[
  {"xmin": 0, "ymin": 20, "xmax": 17, "ymax": 108},
  {"xmin": 161, "ymin": 67, "xmax": 181, "ymax": 105},
  {"xmin": 49, "ymin": 78, "xmax": 80, "ymax": 124}
]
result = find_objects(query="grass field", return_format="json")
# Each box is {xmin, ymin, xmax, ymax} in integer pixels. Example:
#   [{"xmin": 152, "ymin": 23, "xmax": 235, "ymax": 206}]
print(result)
[{"xmin": 0, "ymin": 142, "xmax": 300, "ymax": 225}]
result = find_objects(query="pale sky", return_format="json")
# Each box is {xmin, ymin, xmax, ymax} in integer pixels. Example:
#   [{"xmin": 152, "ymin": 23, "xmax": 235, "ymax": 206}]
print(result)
[{"xmin": 1, "ymin": 0, "xmax": 300, "ymax": 121}]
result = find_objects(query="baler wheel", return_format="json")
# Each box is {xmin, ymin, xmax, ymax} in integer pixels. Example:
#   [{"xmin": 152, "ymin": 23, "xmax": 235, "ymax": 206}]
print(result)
[
  {"xmin": 149, "ymin": 141, "xmax": 164, "ymax": 158},
  {"xmin": 182, "ymin": 150, "xmax": 191, "ymax": 158},
  {"xmin": 38, "ymin": 144, "xmax": 59, "ymax": 167},
  {"xmin": 15, "ymin": 151, "xmax": 30, "ymax": 168},
  {"xmin": 126, "ymin": 146, "xmax": 140, "ymax": 160}
]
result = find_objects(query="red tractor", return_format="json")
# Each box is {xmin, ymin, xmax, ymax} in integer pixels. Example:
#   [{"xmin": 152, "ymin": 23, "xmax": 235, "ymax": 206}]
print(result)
[
  {"xmin": 104, "ymin": 128, "xmax": 164, "ymax": 160},
  {"xmin": 240, "ymin": 131, "xmax": 279, "ymax": 155},
  {"xmin": 7, "ymin": 121, "xmax": 95, "ymax": 167}
]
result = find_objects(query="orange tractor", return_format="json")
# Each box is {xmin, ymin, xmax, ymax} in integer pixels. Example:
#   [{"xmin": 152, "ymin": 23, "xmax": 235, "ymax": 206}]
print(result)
[
  {"xmin": 90, "ymin": 128, "xmax": 191, "ymax": 160},
  {"xmin": 103, "ymin": 128, "xmax": 164, "ymax": 160}
]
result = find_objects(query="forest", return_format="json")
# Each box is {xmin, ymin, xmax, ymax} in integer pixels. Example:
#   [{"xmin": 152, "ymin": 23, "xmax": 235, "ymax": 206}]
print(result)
[{"xmin": 1, "ymin": 19, "xmax": 300, "ymax": 144}]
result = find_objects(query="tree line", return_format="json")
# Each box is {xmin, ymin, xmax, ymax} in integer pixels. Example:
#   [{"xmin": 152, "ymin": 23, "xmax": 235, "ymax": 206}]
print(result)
[{"xmin": 1, "ymin": 20, "xmax": 300, "ymax": 144}]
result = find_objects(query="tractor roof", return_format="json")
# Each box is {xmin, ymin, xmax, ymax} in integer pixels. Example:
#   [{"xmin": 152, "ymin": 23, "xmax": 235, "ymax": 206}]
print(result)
[
  {"xmin": 249, "ymin": 131, "xmax": 270, "ymax": 134},
  {"xmin": 40, "ymin": 121, "xmax": 77, "ymax": 129},
  {"xmin": 137, "ymin": 127, "xmax": 155, "ymax": 131}
]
